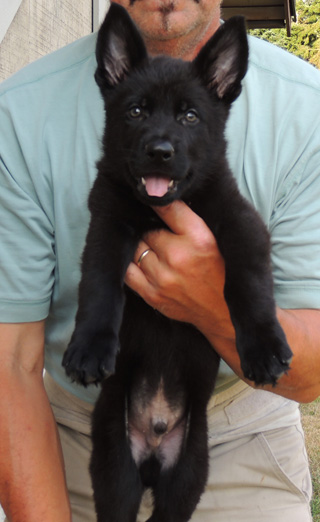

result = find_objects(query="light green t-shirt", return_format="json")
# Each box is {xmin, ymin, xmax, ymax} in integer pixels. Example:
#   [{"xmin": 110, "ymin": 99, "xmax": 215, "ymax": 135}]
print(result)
[{"xmin": 1, "ymin": 32, "xmax": 320, "ymax": 403}]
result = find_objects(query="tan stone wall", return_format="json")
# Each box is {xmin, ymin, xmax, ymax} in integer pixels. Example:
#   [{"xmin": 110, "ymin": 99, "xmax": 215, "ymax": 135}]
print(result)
[{"xmin": 0, "ymin": 0, "xmax": 92, "ymax": 81}]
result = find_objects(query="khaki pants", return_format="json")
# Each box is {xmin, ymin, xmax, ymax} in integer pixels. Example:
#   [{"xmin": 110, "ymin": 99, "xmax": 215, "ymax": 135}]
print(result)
[{"xmin": 44, "ymin": 373, "xmax": 313, "ymax": 522}]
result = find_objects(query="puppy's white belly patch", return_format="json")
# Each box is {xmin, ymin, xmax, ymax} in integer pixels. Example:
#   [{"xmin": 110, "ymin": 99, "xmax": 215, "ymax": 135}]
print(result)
[{"xmin": 129, "ymin": 421, "xmax": 185, "ymax": 470}]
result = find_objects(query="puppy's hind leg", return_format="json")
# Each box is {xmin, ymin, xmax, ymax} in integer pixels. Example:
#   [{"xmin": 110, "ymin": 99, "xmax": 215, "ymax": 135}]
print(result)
[
  {"xmin": 93, "ymin": 463, "xmax": 142, "ymax": 522},
  {"xmin": 90, "ymin": 376, "xmax": 143, "ymax": 522}
]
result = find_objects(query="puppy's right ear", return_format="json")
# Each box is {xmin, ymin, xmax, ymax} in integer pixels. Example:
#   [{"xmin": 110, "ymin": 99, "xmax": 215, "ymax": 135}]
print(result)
[{"xmin": 95, "ymin": 3, "xmax": 148, "ymax": 91}]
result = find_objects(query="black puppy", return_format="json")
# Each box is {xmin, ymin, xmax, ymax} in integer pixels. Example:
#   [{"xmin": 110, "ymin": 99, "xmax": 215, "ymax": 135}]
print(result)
[{"xmin": 63, "ymin": 4, "xmax": 293, "ymax": 521}]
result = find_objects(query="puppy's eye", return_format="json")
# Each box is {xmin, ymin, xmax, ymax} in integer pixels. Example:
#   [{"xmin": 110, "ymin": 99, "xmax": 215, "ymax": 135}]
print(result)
[
  {"xmin": 178, "ymin": 108, "xmax": 199, "ymax": 125},
  {"xmin": 128, "ymin": 106, "xmax": 142, "ymax": 119},
  {"xmin": 185, "ymin": 109, "xmax": 199, "ymax": 123}
]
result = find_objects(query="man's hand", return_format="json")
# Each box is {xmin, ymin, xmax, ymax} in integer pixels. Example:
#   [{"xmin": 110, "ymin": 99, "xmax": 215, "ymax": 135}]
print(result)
[{"xmin": 125, "ymin": 200, "xmax": 235, "ymax": 341}]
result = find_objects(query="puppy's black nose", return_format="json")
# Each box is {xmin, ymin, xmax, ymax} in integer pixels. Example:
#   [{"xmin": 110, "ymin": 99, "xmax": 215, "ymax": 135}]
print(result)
[
  {"xmin": 145, "ymin": 140, "xmax": 174, "ymax": 162},
  {"xmin": 153, "ymin": 421, "xmax": 168, "ymax": 436}
]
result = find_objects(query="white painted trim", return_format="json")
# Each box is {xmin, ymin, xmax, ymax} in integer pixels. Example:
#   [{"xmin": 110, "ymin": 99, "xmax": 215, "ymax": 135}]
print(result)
[
  {"xmin": 0, "ymin": 0, "xmax": 23, "ymax": 44},
  {"xmin": 92, "ymin": 0, "xmax": 110, "ymax": 31}
]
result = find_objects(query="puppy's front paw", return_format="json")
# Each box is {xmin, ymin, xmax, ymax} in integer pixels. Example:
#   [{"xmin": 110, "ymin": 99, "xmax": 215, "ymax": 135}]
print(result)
[
  {"xmin": 62, "ymin": 331, "xmax": 119, "ymax": 386},
  {"xmin": 238, "ymin": 321, "xmax": 293, "ymax": 386}
]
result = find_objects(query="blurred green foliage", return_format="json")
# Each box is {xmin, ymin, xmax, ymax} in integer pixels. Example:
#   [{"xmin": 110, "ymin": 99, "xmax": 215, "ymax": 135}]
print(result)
[{"xmin": 249, "ymin": 0, "xmax": 320, "ymax": 68}]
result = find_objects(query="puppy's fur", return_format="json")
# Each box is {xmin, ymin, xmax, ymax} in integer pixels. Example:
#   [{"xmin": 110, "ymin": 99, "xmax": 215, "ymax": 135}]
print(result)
[{"xmin": 63, "ymin": 5, "xmax": 293, "ymax": 521}]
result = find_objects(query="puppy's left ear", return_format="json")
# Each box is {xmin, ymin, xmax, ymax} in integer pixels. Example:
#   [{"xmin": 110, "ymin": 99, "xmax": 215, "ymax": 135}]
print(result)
[
  {"xmin": 193, "ymin": 17, "xmax": 248, "ymax": 104},
  {"xmin": 95, "ymin": 3, "xmax": 148, "ymax": 92}
]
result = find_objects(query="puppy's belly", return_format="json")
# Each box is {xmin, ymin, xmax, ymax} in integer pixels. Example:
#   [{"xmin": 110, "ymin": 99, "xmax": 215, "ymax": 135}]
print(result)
[{"xmin": 128, "ymin": 418, "xmax": 186, "ymax": 470}]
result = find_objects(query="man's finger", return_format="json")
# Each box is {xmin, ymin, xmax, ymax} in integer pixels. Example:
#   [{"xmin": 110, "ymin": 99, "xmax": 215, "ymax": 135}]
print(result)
[
  {"xmin": 133, "ymin": 240, "xmax": 151, "ymax": 266},
  {"xmin": 152, "ymin": 200, "xmax": 209, "ymax": 238},
  {"xmin": 125, "ymin": 261, "xmax": 157, "ymax": 303}
]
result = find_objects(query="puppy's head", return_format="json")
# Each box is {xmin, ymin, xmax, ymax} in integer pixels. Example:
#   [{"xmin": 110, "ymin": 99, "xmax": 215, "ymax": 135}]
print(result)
[{"xmin": 95, "ymin": 3, "xmax": 248, "ymax": 205}]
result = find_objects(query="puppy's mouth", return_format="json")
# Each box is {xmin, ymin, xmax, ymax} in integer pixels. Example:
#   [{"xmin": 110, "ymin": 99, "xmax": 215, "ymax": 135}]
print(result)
[{"xmin": 138, "ymin": 175, "xmax": 179, "ymax": 198}]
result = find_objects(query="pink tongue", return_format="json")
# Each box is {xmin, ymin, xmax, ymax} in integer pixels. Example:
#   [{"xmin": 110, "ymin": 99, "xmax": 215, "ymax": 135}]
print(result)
[{"xmin": 144, "ymin": 176, "xmax": 170, "ymax": 197}]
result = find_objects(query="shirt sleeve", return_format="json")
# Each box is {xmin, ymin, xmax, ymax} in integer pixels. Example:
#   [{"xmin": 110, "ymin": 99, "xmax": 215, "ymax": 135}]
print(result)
[
  {"xmin": 0, "ymin": 90, "xmax": 55, "ymax": 322},
  {"xmin": 270, "ymin": 126, "xmax": 320, "ymax": 310}
]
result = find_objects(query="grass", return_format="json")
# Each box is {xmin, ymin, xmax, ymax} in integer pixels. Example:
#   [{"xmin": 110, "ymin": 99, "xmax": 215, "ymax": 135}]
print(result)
[{"xmin": 301, "ymin": 398, "xmax": 320, "ymax": 521}]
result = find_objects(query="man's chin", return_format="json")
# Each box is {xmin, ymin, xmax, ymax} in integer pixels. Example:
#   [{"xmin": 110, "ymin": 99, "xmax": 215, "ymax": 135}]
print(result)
[{"xmin": 118, "ymin": 0, "xmax": 203, "ymax": 39}]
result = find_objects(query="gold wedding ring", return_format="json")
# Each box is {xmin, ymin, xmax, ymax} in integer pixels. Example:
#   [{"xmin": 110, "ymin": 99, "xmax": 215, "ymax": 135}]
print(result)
[{"xmin": 137, "ymin": 248, "xmax": 151, "ymax": 267}]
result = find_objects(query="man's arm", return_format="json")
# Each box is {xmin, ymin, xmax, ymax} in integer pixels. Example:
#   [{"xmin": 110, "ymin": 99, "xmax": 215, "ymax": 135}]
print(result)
[
  {"xmin": 125, "ymin": 201, "xmax": 320, "ymax": 404},
  {"xmin": 0, "ymin": 321, "xmax": 71, "ymax": 522},
  {"xmin": 202, "ymin": 307, "xmax": 320, "ymax": 404}
]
